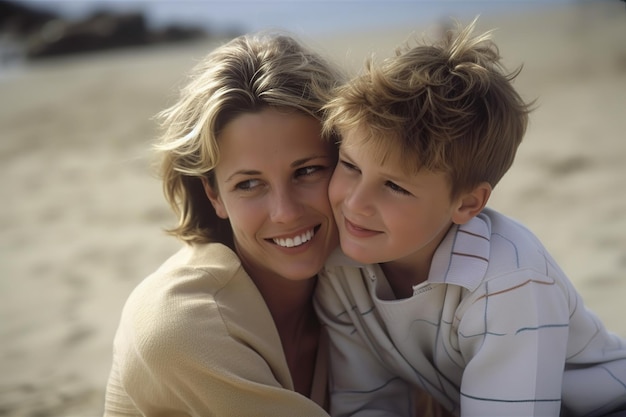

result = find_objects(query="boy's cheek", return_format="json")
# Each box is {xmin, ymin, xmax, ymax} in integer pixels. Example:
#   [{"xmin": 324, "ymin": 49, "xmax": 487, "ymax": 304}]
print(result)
[{"xmin": 327, "ymin": 173, "xmax": 345, "ymax": 207}]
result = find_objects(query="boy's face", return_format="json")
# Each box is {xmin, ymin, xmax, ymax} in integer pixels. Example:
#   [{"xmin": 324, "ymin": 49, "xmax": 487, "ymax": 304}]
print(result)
[{"xmin": 329, "ymin": 127, "xmax": 460, "ymax": 271}]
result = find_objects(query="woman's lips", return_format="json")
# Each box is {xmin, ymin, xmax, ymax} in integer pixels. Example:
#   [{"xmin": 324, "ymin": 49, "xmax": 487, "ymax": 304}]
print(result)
[{"xmin": 272, "ymin": 227, "xmax": 315, "ymax": 248}]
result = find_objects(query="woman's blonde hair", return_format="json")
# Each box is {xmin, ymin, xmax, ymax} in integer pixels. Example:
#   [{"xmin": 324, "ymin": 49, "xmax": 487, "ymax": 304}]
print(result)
[
  {"xmin": 323, "ymin": 18, "xmax": 533, "ymax": 200},
  {"xmin": 155, "ymin": 32, "xmax": 343, "ymax": 244}
]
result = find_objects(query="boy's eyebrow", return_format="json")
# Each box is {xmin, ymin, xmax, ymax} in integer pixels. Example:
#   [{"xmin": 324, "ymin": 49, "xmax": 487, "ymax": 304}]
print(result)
[
  {"xmin": 340, "ymin": 147, "xmax": 421, "ymax": 186},
  {"xmin": 338, "ymin": 145, "xmax": 358, "ymax": 157},
  {"xmin": 382, "ymin": 170, "xmax": 415, "ymax": 185}
]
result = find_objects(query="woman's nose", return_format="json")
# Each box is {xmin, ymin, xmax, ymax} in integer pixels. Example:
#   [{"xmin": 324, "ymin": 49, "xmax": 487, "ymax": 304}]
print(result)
[{"xmin": 269, "ymin": 187, "xmax": 304, "ymax": 223}]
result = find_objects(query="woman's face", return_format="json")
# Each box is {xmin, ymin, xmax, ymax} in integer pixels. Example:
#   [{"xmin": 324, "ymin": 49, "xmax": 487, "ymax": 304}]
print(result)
[{"xmin": 205, "ymin": 107, "xmax": 338, "ymax": 281}]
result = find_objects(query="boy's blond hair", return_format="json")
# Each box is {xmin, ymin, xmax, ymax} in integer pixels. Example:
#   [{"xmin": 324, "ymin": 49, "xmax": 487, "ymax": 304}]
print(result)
[
  {"xmin": 154, "ymin": 32, "xmax": 343, "ymax": 244},
  {"xmin": 323, "ymin": 19, "xmax": 532, "ymax": 199}
]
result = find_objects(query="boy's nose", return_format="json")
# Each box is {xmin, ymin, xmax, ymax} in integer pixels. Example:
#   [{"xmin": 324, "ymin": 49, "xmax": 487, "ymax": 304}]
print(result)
[{"xmin": 343, "ymin": 183, "xmax": 374, "ymax": 216}]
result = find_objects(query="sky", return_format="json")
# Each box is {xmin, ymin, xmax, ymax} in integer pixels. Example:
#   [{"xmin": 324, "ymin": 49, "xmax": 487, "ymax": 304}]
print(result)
[{"xmin": 15, "ymin": 0, "xmax": 576, "ymax": 37}]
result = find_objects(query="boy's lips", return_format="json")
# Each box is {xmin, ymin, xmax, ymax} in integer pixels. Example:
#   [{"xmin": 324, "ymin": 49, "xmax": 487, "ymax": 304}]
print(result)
[{"xmin": 343, "ymin": 217, "xmax": 380, "ymax": 238}]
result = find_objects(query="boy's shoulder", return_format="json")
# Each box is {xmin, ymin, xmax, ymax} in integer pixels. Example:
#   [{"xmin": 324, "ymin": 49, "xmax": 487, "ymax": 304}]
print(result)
[
  {"xmin": 475, "ymin": 207, "xmax": 565, "ymax": 283},
  {"xmin": 430, "ymin": 208, "xmax": 558, "ymax": 291},
  {"xmin": 479, "ymin": 207, "xmax": 547, "ymax": 254}
]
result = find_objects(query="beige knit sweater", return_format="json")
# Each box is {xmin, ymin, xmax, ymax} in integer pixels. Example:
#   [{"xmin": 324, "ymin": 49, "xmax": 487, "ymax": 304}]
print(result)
[{"xmin": 104, "ymin": 242, "xmax": 329, "ymax": 417}]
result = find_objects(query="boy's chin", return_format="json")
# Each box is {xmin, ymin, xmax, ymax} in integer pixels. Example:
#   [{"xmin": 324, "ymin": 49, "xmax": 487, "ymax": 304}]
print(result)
[{"xmin": 340, "ymin": 242, "xmax": 381, "ymax": 265}]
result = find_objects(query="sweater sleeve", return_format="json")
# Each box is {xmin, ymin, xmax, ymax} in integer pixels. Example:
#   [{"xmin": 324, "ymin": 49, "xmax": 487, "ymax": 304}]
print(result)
[
  {"xmin": 315, "ymin": 266, "xmax": 415, "ymax": 417},
  {"xmin": 104, "ymin": 264, "xmax": 329, "ymax": 417},
  {"xmin": 456, "ymin": 269, "xmax": 570, "ymax": 416}
]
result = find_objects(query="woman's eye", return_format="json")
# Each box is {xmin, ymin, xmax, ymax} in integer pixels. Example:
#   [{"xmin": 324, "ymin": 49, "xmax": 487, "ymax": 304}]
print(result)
[
  {"xmin": 235, "ymin": 179, "xmax": 261, "ymax": 191},
  {"xmin": 295, "ymin": 165, "xmax": 326, "ymax": 178},
  {"xmin": 385, "ymin": 181, "xmax": 411, "ymax": 196}
]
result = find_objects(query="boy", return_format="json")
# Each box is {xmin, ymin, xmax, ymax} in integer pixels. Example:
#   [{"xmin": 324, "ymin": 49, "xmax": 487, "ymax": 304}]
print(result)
[{"xmin": 315, "ymin": 20, "xmax": 626, "ymax": 417}]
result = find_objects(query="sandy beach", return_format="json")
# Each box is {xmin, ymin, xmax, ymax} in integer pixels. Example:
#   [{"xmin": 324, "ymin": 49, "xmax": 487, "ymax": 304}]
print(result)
[{"xmin": 1, "ymin": 1, "xmax": 625, "ymax": 415}]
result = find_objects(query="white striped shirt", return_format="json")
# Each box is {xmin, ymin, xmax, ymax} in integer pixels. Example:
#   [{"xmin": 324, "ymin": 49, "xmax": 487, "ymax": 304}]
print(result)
[{"xmin": 315, "ymin": 207, "xmax": 626, "ymax": 417}]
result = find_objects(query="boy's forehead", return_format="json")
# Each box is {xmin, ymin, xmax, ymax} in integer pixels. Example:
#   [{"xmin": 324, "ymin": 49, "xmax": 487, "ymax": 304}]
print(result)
[
  {"xmin": 339, "ymin": 126, "xmax": 399, "ymax": 157},
  {"xmin": 339, "ymin": 126, "xmax": 409, "ymax": 169},
  {"xmin": 339, "ymin": 125, "xmax": 385, "ymax": 148},
  {"xmin": 338, "ymin": 125, "xmax": 432, "ymax": 180},
  {"xmin": 338, "ymin": 125, "xmax": 365, "ymax": 142}
]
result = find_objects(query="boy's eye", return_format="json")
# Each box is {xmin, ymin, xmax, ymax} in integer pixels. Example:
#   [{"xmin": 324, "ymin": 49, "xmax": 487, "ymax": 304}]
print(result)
[
  {"xmin": 339, "ymin": 159, "xmax": 360, "ymax": 173},
  {"xmin": 385, "ymin": 180, "xmax": 411, "ymax": 196}
]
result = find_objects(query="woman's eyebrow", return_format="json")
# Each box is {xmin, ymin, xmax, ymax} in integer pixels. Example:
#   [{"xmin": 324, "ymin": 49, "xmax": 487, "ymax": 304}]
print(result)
[
  {"xmin": 224, "ymin": 155, "xmax": 330, "ymax": 182},
  {"xmin": 225, "ymin": 169, "xmax": 261, "ymax": 183},
  {"xmin": 291, "ymin": 155, "xmax": 329, "ymax": 167}
]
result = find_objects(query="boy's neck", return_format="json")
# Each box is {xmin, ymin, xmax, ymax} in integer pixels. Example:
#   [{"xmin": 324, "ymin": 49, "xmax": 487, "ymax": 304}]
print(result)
[
  {"xmin": 381, "ymin": 260, "xmax": 429, "ymax": 300},
  {"xmin": 381, "ymin": 221, "xmax": 455, "ymax": 299}
]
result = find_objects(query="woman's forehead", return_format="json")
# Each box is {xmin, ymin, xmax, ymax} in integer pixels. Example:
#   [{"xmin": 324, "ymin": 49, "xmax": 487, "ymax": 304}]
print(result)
[{"xmin": 215, "ymin": 109, "xmax": 330, "ymax": 170}]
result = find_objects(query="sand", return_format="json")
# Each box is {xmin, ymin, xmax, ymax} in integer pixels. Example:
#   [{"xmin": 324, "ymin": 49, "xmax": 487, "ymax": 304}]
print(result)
[{"xmin": 1, "ymin": 1, "xmax": 624, "ymax": 415}]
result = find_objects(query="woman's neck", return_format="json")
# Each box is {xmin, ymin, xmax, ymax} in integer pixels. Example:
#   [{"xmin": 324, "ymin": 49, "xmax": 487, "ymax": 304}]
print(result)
[
  {"xmin": 235, "ymin": 241, "xmax": 317, "ymax": 322},
  {"xmin": 239, "ymin": 254, "xmax": 320, "ymax": 396},
  {"xmin": 249, "ymin": 270, "xmax": 317, "ymax": 323}
]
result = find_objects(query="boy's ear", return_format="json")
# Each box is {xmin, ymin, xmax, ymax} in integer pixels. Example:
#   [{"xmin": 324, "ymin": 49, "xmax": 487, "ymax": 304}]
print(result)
[
  {"xmin": 200, "ymin": 177, "xmax": 228, "ymax": 219},
  {"xmin": 451, "ymin": 182, "xmax": 491, "ymax": 225}
]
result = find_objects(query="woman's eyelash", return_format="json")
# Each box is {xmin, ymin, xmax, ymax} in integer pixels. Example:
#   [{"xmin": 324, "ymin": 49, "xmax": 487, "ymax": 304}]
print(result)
[
  {"xmin": 298, "ymin": 166, "xmax": 318, "ymax": 175},
  {"xmin": 233, "ymin": 165, "xmax": 326, "ymax": 190},
  {"xmin": 296, "ymin": 165, "xmax": 327, "ymax": 177},
  {"xmin": 235, "ymin": 179, "xmax": 260, "ymax": 190}
]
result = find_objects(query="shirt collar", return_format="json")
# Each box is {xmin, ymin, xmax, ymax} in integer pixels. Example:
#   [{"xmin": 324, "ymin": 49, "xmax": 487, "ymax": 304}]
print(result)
[{"xmin": 428, "ymin": 212, "xmax": 491, "ymax": 291}]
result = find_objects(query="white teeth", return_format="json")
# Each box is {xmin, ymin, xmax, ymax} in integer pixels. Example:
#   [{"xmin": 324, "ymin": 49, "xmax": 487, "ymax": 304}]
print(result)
[{"xmin": 273, "ymin": 229, "xmax": 314, "ymax": 248}]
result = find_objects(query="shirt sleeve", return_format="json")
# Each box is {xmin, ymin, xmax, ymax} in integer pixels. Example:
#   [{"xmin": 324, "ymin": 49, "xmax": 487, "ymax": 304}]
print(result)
[
  {"xmin": 104, "ymin": 266, "xmax": 329, "ymax": 417},
  {"xmin": 456, "ymin": 269, "xmax": 570, "ymax": 416},
  {"xmin": 315, "ymin": 267, "xmax": 415, "ymax": 417}
]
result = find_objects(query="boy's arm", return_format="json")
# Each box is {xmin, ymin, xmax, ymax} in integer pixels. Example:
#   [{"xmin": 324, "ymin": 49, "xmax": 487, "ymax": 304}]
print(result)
[
  {"xmin": 315, "ymin": 267, "xmax": 415, "ymax": 417},
  {"xmin": 457, "ymin": 270, "xmax": 569, "ymax": 416}
]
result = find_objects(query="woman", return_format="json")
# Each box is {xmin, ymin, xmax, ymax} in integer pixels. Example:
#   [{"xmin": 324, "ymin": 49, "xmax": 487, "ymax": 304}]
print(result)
[{"xmin": 104, "ymin": 32, "xmax": 344, "ymax": 416}]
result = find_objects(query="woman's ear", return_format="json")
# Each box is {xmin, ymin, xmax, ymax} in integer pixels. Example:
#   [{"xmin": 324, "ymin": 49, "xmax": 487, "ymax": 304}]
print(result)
[
  {"xmin": 451, "ymin": 182, "xmax": 492, "ymax": 225},
  {"xmin": 200, "ymin": 176, "xmax": 228, "ymax": 219}
]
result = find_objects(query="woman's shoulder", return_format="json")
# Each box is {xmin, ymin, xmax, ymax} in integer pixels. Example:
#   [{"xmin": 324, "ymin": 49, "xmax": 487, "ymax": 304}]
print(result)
[
  {"xmin": 131, "ymin": 242, "xmax": 252, "ymax": 306},
  {"xmin": 107, "ymin": 244, "xmax": 290, "ymax": 413},
  {"xmin": 117, "ymin": 240, "xmax": 271, "ymax": 360},
  {"xmin": 155, "ymin": 241, "xmax": 241, "ymax": 277},
  {"xmin": 137, "ymin": 242, "xmax": 244, "ymax": 297},
  {"xmin": 117, "ymin": 242, "xmax": 265, "ymax": 348}
]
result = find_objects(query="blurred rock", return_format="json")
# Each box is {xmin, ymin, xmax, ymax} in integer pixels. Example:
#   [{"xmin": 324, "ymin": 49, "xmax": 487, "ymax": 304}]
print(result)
[
  {"xmin": 26, "ymin": 11, "xmax": 152, "ymax": 58},
  {"xmin": 0, "ymin": 0, "xmax": 57, "ymax": 36},
  {"xmin": 0, "ymin": 0, "xmax": 211, "ymax": 60}
]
